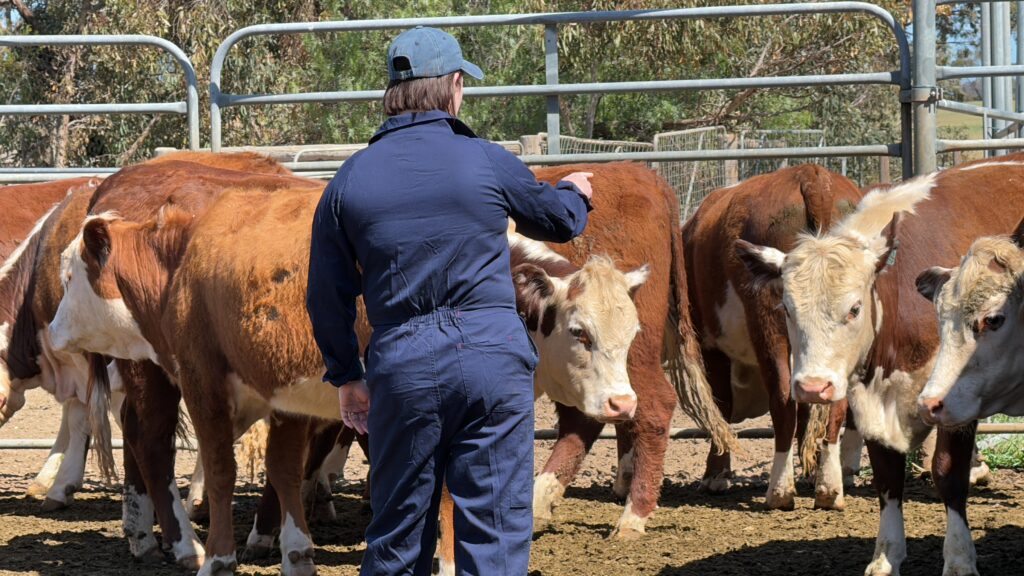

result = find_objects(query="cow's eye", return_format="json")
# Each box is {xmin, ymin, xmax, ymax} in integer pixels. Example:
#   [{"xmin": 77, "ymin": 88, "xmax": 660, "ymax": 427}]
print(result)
[
  {"xmin": 846, "ymin": 302, "xmax": 862, "ymax": 323},
  {"xmin": 569, "ymin": 327, "xmax": 592, "ymax": 350},
  {"xmin": 976, "ymin": 314, "xmax": 1005, "ymax": 335},
  {"xmin": 569, "ymin": 327, "xmax": 583, "ymax": 338}
]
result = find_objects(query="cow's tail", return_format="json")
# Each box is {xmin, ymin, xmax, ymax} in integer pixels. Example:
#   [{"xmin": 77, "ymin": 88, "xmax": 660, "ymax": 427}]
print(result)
[
  {"xmin": 87, "ymin": 353, "xmax": 117, "ymax": 483},
  {"xmin": 662, "ymin": 177, "xmax": 739, "ymax": 454},
  {"xmin": 799, "ymin": 404, "xmax": 830, "ymax": 476},
  {"xmin": 176, "ymin": 403, "xmax": 195, "ymax": 452}
]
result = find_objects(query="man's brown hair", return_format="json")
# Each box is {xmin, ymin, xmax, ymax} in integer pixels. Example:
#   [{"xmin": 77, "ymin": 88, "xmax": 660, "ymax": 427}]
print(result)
[{"xmin": 383, "ymin": 72, "xmax": 459, "ymax": 116}]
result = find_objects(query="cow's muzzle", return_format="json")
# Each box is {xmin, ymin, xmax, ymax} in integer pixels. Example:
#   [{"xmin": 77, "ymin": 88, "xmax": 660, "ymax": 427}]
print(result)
[
  {"xmin": 601, "ymin": 394, "xmax": 637, "ymax": 422},
  {"xmin": 794, "ymin": 377, "xmax": 834, "ymax": 403},
  {"xmin": 917, "ymin": 396, "xmax": 944, "ymax": 426}
]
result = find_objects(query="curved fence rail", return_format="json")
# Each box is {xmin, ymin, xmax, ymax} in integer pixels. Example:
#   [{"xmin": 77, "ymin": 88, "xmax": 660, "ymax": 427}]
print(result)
[
  {"xmin": 209, "ymin": 2, "xmax": 911, "ymax": 176},
  {"xmin": 0, "ymin": 34, "xmax": 199, "ymax": 181}
]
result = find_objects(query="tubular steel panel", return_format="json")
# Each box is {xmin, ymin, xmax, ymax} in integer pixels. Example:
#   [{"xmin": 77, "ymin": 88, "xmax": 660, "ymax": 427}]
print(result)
[
  {"xmin": 210, "ymin": 2, "xmax": 910, "ymax": 176},
  {"xmin": 0, "ymin": 34, "xmax": 200, "ymax": 151}
]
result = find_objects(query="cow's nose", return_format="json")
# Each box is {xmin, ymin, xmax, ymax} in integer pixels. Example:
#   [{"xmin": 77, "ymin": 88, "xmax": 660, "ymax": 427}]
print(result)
[
  {"xmin": 604, "ymin": 394, "xmax": 637, "ymax": 420},
  {"xmin": 918, "ymin": 397, "xmax": 944, "ymax": 424},
  {"xmin": 794, "ymin": 377, "xmax": 834, "ymax": 403}
]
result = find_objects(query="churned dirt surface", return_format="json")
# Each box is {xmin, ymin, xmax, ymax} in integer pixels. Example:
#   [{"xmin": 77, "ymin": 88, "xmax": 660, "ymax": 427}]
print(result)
[{"xmin": 1, "ymin": 389, "xmax": 1023, "ymax": 575}]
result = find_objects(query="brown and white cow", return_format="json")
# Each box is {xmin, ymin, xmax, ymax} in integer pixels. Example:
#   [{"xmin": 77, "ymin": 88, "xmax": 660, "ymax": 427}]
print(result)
[
  {"xmin": 49, "ymin": 164, "xmax": 683, "ymax": 574},
  {"xmin": 684, "ymin": 164, "xmax": 864, "ymax": 510},
  {"xmin": 0, "ymin": 177, "xmax": 111, "ymax": 509},
  {"xmin": 916, "ymin": 220, "xmax": 1024, "ymax": 426},
  {"xmin": 9, "ymin": 153, "xmax": 317, "ymax": 568},
  {"xmin": 738, "ymin": 155, "xmax": 1024, "ymax": 575}
]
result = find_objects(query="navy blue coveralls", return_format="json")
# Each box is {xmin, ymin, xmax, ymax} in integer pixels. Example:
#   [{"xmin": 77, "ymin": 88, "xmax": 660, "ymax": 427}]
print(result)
[{"xmin": 307, "ymin": 110, "xmax": 590, "ymax": 576}]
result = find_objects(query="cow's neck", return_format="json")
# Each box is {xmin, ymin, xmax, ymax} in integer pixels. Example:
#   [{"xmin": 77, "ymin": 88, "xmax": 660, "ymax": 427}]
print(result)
[{"xmin": 509, "ymin": 235, "xmax": 578, "ymax": 338}]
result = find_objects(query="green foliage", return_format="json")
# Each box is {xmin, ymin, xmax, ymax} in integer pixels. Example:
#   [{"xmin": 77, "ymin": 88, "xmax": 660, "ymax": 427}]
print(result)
[
  {"xmin": 1, "ymin": 0, "xmax": 916, "ymax": 168},
  {"xmin": 980, "ymin": 415, "xmax": 1024, "ymax": 471}
]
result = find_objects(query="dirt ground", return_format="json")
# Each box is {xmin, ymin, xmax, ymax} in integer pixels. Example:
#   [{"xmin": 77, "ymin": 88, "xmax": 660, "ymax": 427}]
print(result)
[{"xmin": 1, "ymin": 388, "xmax": 1022, "ymax": 576}]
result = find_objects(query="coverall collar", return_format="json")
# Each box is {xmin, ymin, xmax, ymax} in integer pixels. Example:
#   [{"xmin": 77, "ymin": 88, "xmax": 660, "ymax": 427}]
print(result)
[{"xmin": 370, "ymin": 110, "xmax": 478, "ymax": 144}]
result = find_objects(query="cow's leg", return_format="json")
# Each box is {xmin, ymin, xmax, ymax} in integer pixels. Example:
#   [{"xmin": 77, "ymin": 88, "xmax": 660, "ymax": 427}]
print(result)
[
  {"xmin": 699, "ymin": 348, "xmax": 733, "ymax": 493},
  {"xmin": 120, "ymin": 360, "xmax": 205, "ymax": 569},
  {"xmin": 243, "ymin": 479, "xmax": 281, "ymax": 561},
  {"xmin": 266, "ymin": 414, "xmax": 317, "ymax": 576},
  {"xmin": 864, "ymin": 440, "xmax": 908, "ymax": 576},
  {"xmin": 841, "ymin": 408, "xmax": 864, "ymax": 486},
  {"xmin": 968, "ymin": 444, "xmax": 990, "ymax": 487},
  {"xmin": 120, "ymin": 397, "xmax": 160, "ymax": 562},
  {"xmin": 185, "ymin": 453, "xmax": 207, "ymax": 521},
  {"xmin": 612, "ymin": 422, "xmax": 635, "ymax": 500},
  {"xmin": 301, "ymin": 421, "xmax": 342, "ymax": 523},
  {"xmin": 27, "ymin": 398, "xmax": 73, "ymax": 498},
  {"xmin": 41, "ymin": 398, "xmax": 90, "ymax": 511},
  {"xmin": 438, "ymin": 483, "xmax": 455, "ymax": 576},
  {"xmin": 934, "ymin": 425, "xmax": 978, "ymax": 576},
  {"xmin": 757, "ymin": 348, "xmax": 796, "ymax": 511},
  {"xmin": 534, "ymin": 402, "xmax": 603, "ymax": 526},
  {"xmin": 612, "ymin": 365, "xmax": 675, "ymax": 539},
  {"xmin": 814, "ymin": 398, "xmax": 848, "ymax": 510}
]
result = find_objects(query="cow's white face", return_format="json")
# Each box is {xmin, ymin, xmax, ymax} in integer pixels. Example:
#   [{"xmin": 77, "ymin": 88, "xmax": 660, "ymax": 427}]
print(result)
[
  {"xmin": 917, "ymin": 236, "xmax": 1024, "ymax": 426},
  {"xmin": 512, "ymin": 243, "xmax": 647, "ymax": 422},
  {"xmin": 49, "ymin": 214, "xmax": 158, "ymax": 364},
  {"xmin": 736, "ymin": 174, "xmax": 935, "ymax": 405}
]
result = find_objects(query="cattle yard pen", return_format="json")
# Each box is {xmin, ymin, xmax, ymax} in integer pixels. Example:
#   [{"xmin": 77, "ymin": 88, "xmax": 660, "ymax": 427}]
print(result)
[{"xmin": 4, "ymin": 1, "xmax": 1024, "ymax": 449}]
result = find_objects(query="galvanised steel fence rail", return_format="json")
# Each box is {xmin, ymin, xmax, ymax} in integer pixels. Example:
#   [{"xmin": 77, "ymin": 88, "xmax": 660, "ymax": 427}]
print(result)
[
  {"xmin": 0, "ymin": 34, "xmax": 200, "ymax": 182},
  {"xmin": 209, "ymin": 2, "xmax": 913, "ymax": 177}
]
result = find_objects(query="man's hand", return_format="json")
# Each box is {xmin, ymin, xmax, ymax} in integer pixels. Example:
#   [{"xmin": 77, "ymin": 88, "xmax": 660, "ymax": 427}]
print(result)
[
  {"xmin": 339, "ymin": 380, "xmax": 370, "ymax": 435},
  {"xmin": 562, "ymin": 172, "xmax": 594, "ymax": 201}
]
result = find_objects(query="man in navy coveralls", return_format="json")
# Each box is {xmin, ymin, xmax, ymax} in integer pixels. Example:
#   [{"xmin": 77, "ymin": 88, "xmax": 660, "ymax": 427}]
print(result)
[{"xmin": 307, "ymin": 26, "xmax": 593, "ymax": 576}]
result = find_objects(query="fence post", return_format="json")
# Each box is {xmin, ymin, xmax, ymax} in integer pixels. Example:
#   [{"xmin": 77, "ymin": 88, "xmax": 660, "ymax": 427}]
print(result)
[
  {"xmin": 879, "ymin": 155, "xmax": 891, "ymax": 183},
  {"xmin": 544, "ymin": 24, "xmax": 561, "ymax": 156},
  {"xmin": 520, "ymin": 134, "xmax": 545, "ymax": 155},
  {"xmin": 912, "ymin": 0, "xmax": 938, "ymax": 175}
]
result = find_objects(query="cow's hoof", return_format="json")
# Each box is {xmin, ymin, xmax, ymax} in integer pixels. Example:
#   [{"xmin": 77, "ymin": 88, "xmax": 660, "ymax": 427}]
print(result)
[
  {"xmin": 40, "ymin": 497, "xmax": 68, "ymax": 512},
  {"xmin": 969, "ymin": 462, "xmax": 991, "ymax": 487},
  {"xmin": 187, "ymin": 499, "xmax": 209, "ymax": 522},
  {"xmin": 242, "ymin": 542, "xmax": 275, "ymax": 561},
  {"xmin": 309, "ymin": 500, "xmax": 337, "ymax": 524},
  {"xmin": 942, "ymin": 567, "xmax": 979, "ymax": 576},
  {"xmin": 199, "ymin": 555, "xmax": 238, "ymax": 576},
  {"xmin": 813, "ymin": 490, "xmax": 845, "ymax": 511},
  {"xmin": 177, "ymin": 554, "xmax": 204, "ymax": 571},
  {"xmin": 765, "ymin": 492, "xmax": 795, "ymax": 511},
  {"xmin": 609, "ymin": 526, "xmax": 644, "ymax": 541},
  {"xmin": 698, "ymin": 472, "xmax": 733, "ymax": 494},
  {"xmin": 843, "ymin": 473, "xmax": 858, "ymax": 488},
  {"xmin": 25, "ymin": 481, "xmax": 50, "ymax": 499},
  {"xmin": 284, "ymin": 548, "xmax": 317, "ymax": 576}
]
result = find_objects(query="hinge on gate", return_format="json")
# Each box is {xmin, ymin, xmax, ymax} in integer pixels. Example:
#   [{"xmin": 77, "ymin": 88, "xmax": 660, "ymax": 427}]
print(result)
[{"xmin": 900, "ymin": 86, "xmax": 941, "ymax": 103}]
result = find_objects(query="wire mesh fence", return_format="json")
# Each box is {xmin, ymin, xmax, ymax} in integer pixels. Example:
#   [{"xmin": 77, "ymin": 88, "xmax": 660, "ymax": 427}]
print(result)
[
  {"xmin": 652, "ymin": 127, "xmax": 730, "ymax": 220},
  {"xmin": 540, "ymin": 135, "xmax": 654, "ymax": 156}
]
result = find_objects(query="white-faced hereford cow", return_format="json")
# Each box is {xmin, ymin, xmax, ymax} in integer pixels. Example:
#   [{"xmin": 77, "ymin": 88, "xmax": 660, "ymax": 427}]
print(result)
[
  {"xmin": 49, "ymin": 162, "xmax": 700, "ymax": 575},
  {"xmin": 15, "ymin": 153, "xmax": 317, "ymax": 568},
  {"xmin": 738, "ymin": 154, "xmax": 1024, "ymax": 575},
  {"xmin": 0, "ymin": 177, "xmax": 109, "ymax": 509},
  {"xmin": 684, "ymin": 164, "xmax": 864, "ymax": 510},
  {"xmin": 917, "ymin": 219, "xmax": 1024, "ymax": 426}
]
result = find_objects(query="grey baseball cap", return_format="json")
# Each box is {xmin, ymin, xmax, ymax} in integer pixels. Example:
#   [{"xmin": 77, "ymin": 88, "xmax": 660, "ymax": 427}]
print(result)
[{"xmin": 387, "ymin": 26, "xmax": 484, "ymax": 82}]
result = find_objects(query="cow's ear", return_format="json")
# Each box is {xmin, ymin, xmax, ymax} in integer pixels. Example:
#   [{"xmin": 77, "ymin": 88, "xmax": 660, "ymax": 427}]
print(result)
[
  {"xmin": 873, "ymin": 214, "xmax": 901, "ymax": 274},
  {"xmin": 1011, "ymin": 216, "xmax": 1024, "ymax": 248},
  {"xmin": 624, "ymin": 264, "xmax": 650, "ymax": 299},
  {"xmin": 735, "ymin": 239, "xmax": 784, "ymax": 289},
  {"xmin": 82, "ymin": 217, "xmax": 112, "ymax": 268},
  {"xmin": 915, "ymin": 266, "xmax": 953, "ymax": 302},
  {"xmin": 513, "ymin": 263, "xmax": 554, "ymax": 331}
]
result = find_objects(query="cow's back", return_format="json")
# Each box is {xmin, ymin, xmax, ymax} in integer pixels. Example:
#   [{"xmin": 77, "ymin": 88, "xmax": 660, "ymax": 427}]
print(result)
[
  {"xmin": 877, "ymin": 155, "xmax": 1024, "ymax": 375},
  {"xmin": 0, "ymin": 179, "xmax": 94, "ymax": 260},
  {"xmin": 683, "ymin": 164, "xmax": 863, "ymax": 340}
]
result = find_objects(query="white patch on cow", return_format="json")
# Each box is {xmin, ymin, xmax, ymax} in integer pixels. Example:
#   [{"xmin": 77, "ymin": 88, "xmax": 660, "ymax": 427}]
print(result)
[
  {"xmin": 49, "ymin": 227, "xmax": 158, "ymax": 363},
  {"xmin": 533, "ymin": 472, "xmax": 565, "ymax": 521},
  {"xmin": 507, "ymin": 231, "xmax": 571, "ymax": 265},
  {"xmin": 280, "ymin": 512, "xmax": 315, "ymax": 576},
  {"xmin": 612, "ymin": 496, "xmax": 648, "ymax": 536},
  {"xmin": 814, "ymin": 441, "xmax": 845, "ymax": 509},
  {"xmin": 865, "ymin": 493, "xmax": 907, "ymax": 576},
  {"xmin": 0, "ymin": 202, "xmax": 59, "ymax": 285},
  {"xmin": 228, "ymin": 373, "xmax": 272, "ymax": 422},
  {"xmin": 46, "ymin": 398, "xmax": 89, "ymax": 503},
  {"xmin": 123, "ymin": 485, "xmax": 158, "ymax": 558},
  {"xmin": 957, "ymin": 159, "xmax": 1024, "ymax": 172},
  {"xmin": 319, "ymin": 441, "xmax": 350, "ymax": 485},
  {"xmin": 271, "ymin": 376, "xmax": 341, "ymax": 421},
  {"xmin": 246, "ymin": 512, "xmax": 276, "ymax": 551},
  {"xmin": 942, "ymin": 509, "xmax": 978, "ymax": 576},
  {"xmin": 612, "ymin": 448, "xmax": 635, "ymax": 499},
  {"xmin": 840, "ymin": 427, "xmax": 864, "ymax": 480},
  {"xmin": 185, "ymin": 456, "xmax": 206, "ymax": 519},
  {"xmin": 197, "ymin": 552, "xmax": 237, "ymax": 576},
  {"xmin": 765, "ymin": 447, "xmax": 795, "ymax": 509},
  {"xmin": 167, "ymin": 480, "xmax": 206, "ymax": 563},
  {"xmin": 713, "ymin": 282, "xmax": 757, "ymax": 365},
  {"xmin": 848, "ymin": 368, "xmax": 932, "ymax": 453},
  {"xmin": 438, "ymin": 556, "xmax": 456, "ymax": 576}
]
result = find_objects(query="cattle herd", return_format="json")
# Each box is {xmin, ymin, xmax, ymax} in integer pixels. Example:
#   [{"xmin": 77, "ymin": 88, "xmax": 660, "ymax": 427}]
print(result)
[{"xmin": 0, "ymin": 150, "xmax": 1021, "ymax": 576}]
